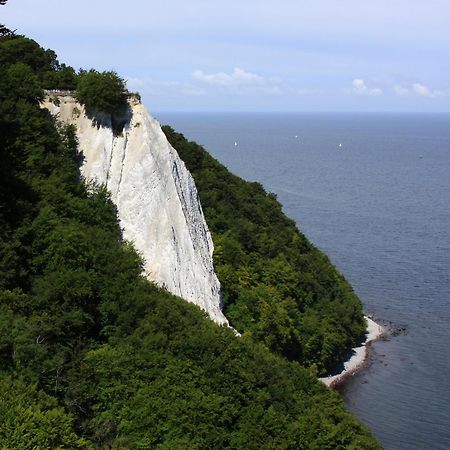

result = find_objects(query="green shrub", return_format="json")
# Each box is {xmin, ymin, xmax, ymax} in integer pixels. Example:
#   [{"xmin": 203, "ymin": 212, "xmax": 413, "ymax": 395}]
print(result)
[{"xmin": 76, "ymin": 69, "xmax": 128, "ymax": 115}]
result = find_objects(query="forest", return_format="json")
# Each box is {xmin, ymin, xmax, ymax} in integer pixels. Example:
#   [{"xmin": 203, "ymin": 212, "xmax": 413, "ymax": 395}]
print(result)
[{"xmin": 0, "ymin": 31, "xmax": 380, "ymax": 449}]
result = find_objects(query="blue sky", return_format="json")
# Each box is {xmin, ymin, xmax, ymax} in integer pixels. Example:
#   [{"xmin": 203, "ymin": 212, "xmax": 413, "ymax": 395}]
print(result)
[{"xmin": 3, "ymin": 0, "xmax": 450, "ymax": 112}]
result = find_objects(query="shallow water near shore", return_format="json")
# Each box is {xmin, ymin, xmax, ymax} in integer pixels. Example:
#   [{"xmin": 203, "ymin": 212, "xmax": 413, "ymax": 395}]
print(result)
[{"xmin": 157, "ymin": 111, "xmax": 450, "ymax": 450}]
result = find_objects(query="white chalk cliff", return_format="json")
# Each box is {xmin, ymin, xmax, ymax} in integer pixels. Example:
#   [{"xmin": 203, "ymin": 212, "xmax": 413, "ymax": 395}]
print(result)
[{"xmin": 42, "ymin": 95, "xmax": 228, "ymax": 325}]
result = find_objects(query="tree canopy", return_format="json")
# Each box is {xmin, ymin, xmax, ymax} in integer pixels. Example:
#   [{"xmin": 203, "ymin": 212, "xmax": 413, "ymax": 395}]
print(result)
[
  {"xmin": 76, "ymin": 69, "xmax": 128, "ymax": 115},
  {"xmin": 0, "ymin": 35, "xmax": 77, "ymax": 89}
]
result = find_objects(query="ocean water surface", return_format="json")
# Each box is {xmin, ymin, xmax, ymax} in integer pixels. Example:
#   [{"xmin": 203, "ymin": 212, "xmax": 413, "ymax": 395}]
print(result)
[{"xmin": 156, "ymin": 112, "xmax": 450, "ymax": 450}]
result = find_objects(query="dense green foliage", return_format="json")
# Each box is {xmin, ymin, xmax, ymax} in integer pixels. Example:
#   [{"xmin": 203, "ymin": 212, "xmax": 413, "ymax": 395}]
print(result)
[
  {"xmin": 76, "ymin": 69, "xmax": 128, "ymax": 115},
  {"xmin": 163, "ymin": 127, "xmax": 367, "ymax": 374},
  {"xmin": 0, "ymin": 33, "xmax": 380, "ymax": 448},
  {"xmin": 0, "ymin": 375, "xmax": 92, "ymax": 449},
  {"xmin": 0, "ymin": 35, "xmax": 77, "ymax": 90}
]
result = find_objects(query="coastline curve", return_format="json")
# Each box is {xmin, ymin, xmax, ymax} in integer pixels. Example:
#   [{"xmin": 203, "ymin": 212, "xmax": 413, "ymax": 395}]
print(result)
[{"xmin": 319, "ymin": 316, "xmax": 384, "ymax": 388}]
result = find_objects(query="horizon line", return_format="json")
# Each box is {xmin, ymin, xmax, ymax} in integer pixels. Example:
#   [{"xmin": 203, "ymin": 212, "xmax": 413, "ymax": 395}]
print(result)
[{"xmin": 152, "ymin": 110, "xmax": 450, "ymax": 114}]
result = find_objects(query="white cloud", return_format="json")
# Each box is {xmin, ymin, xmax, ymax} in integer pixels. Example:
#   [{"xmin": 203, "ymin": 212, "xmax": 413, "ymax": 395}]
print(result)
[
  {"xmin": 411, "ymin": 83, "xmax": 449, "ymax": 98},
  {"xmin": 125, "ymin": 71, "xmax": 285, "ymax": 99},
  {"xmin": 191, "ymin": 67, "xmax": 286, "ymax": 96},
  {"xmin": 192, "ymin": 67, "xmax": 265, "ymax": 87},
  {"xmin": 393, "ymin": 83, "xmax": 449, "ymax": 98},
  {"xmin": 412, "ymin": 83, "xmax": 433, "ymax": 97},
  {"xmin": 347, "ymin": 79, "xmax": 383, "ymax": 96},
  {"xmin": 393, "ymin": 84, "xmax": 410, "ymax": 96}
]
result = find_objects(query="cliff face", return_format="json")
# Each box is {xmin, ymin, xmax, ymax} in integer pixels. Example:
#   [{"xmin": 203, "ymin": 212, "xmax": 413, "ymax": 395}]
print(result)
[{"xmin": 42, "ymin": 95, "xmax": 228, "ymax": 325}]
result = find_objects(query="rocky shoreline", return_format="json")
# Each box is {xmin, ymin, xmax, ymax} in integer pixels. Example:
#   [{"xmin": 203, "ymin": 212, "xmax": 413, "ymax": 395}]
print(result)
[{"xmin": 319, "ymin": 316, "xmax": 385, "ymax": 388}]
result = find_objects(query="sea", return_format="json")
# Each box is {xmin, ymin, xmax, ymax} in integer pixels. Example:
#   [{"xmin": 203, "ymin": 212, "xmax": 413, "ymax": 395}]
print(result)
[{"xmin": 155, "ymin": 111, "xmax": 450, "ymax": 450}]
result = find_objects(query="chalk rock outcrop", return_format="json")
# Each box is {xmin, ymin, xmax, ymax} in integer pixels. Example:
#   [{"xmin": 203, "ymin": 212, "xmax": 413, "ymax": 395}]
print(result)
[{"xmin": 43, "ymin": 95, "xmax": 228, "ymax": 325}]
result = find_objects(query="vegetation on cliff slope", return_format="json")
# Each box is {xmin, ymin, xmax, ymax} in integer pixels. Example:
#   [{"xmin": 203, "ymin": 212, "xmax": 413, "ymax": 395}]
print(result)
[
  {"xmin": 0, "ymin": 33, "xmax": 380, "ymax": 449},
  {"xmin": 163, "ymin": 126, "xmax": 366, "ymax": 375}
]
